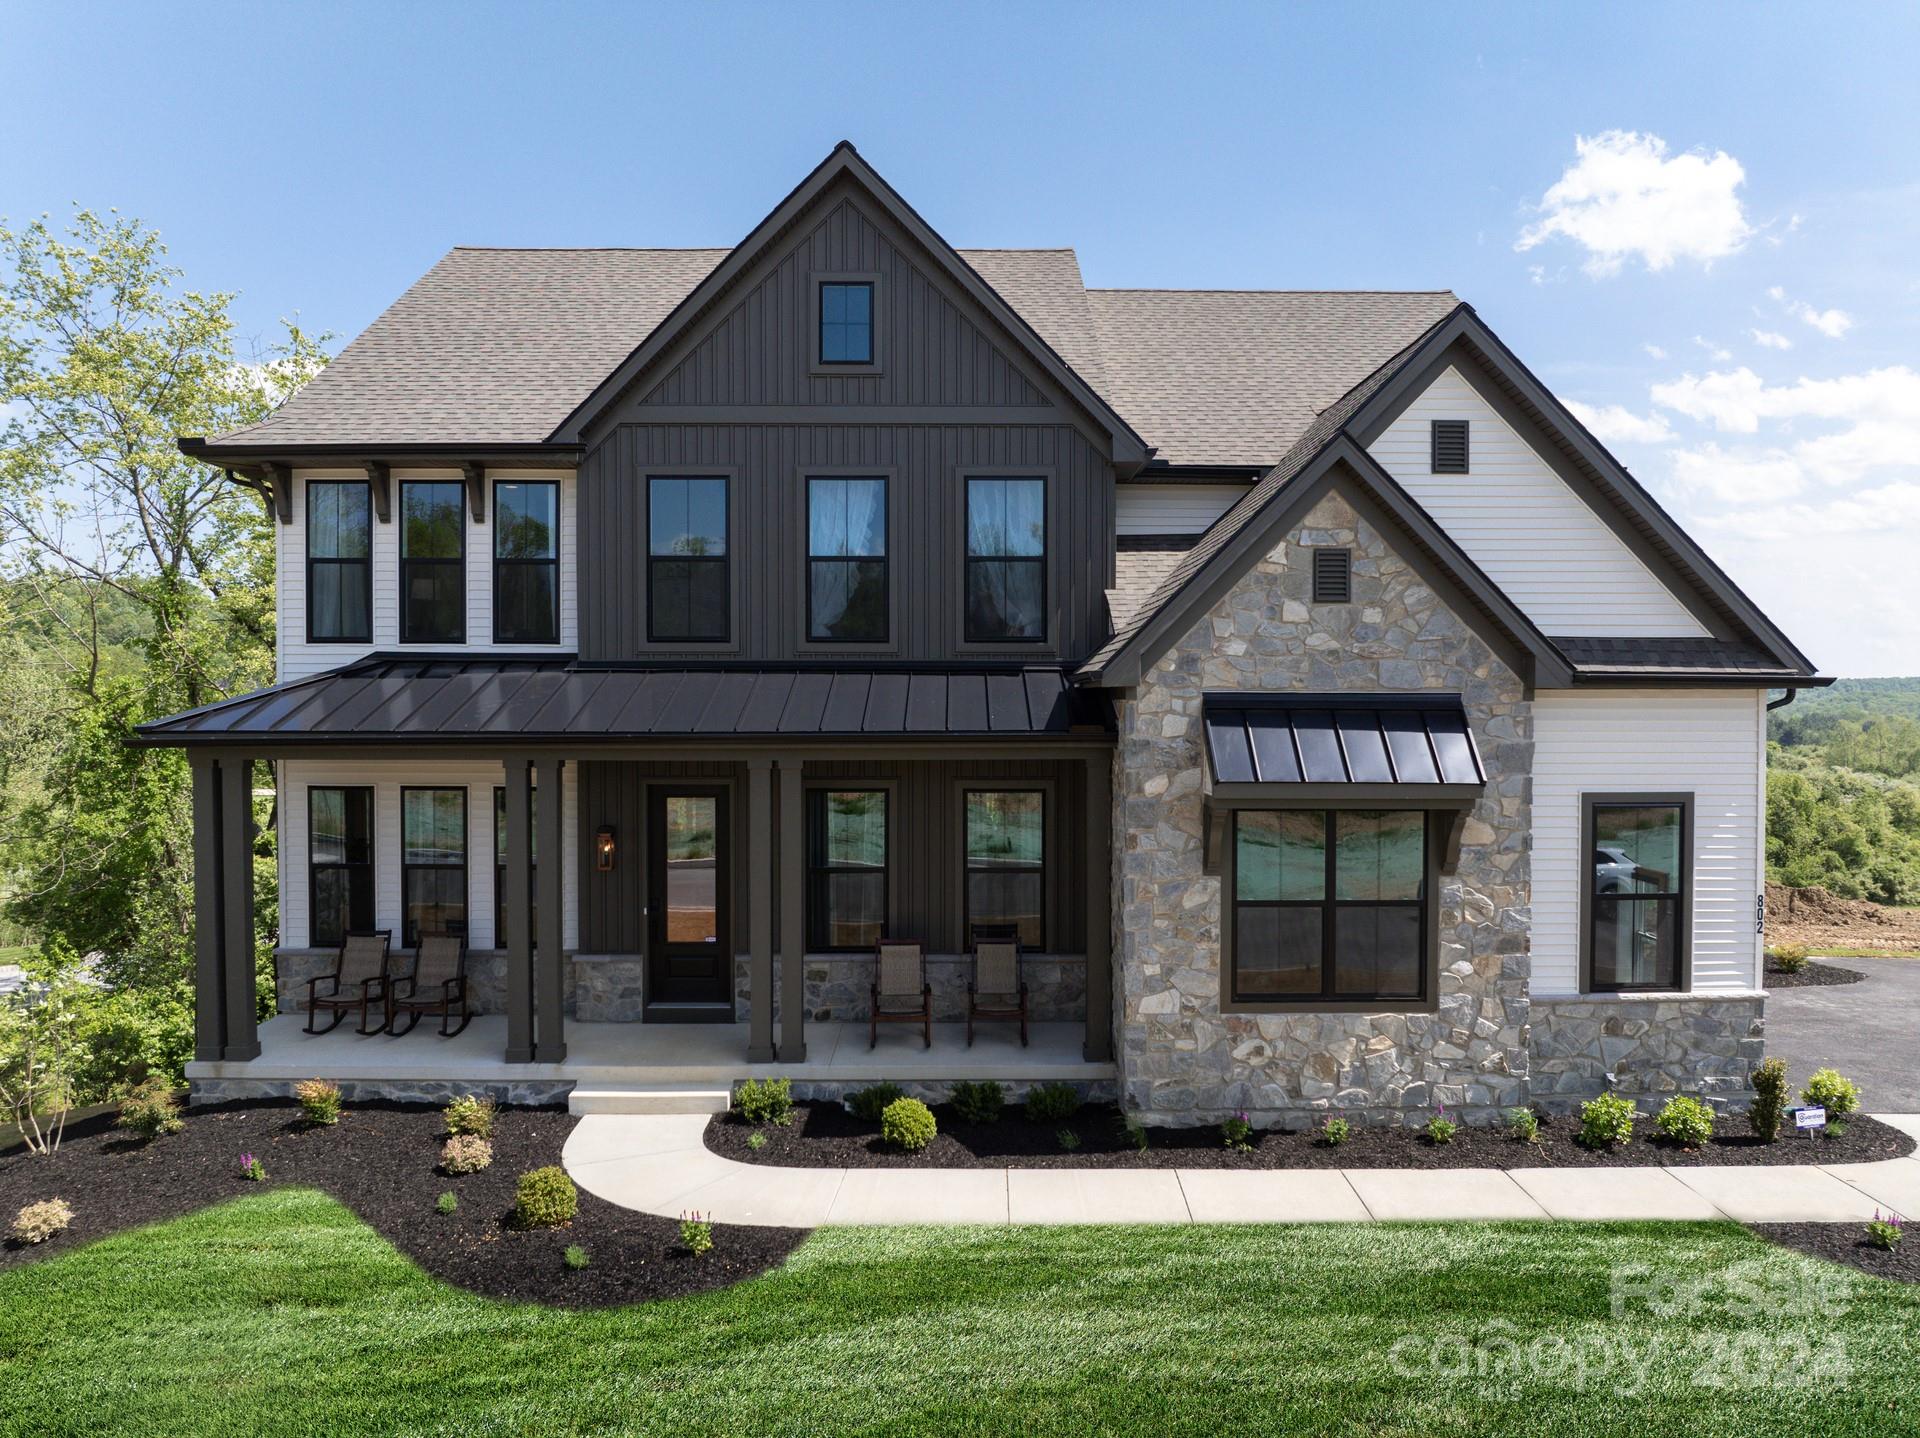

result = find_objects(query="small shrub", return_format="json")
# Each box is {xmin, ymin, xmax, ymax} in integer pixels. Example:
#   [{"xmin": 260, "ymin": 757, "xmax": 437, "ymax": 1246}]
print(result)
[
  {"xmin": 293, "ymin": 1079, "xmax": 342, "ymax": 1127},
  {"xmin": 239, "ymin": 1152, "xmax": 266, "ymax": 1182},
  {"xmin": 512, "ymin": 1166, "xmax": 578, "ymax": 1229},
  {"xmin": 10, "ymin": 1198, "xmax": 73, "ymax": 1245},
  {"xmin": 881, "ymin": 1096, "xmax": 937, "ymax": 1151},
  {"xmin": 563, "ymin": 1244, "xmax": 589, "ymax": 1271},
  {"xmin": 1579, "ymin": 1092, "xmax": 1637, "ymax": 1150},
  {"xmin": 735, "ymin": 1077, "xmax": 794, "ymax": 1127},
  {"xmin": 846, "ymin": 1082, "xmax": 905, "ymax": 1124},
  {"xmin": 746, "ymin": 1130, "xmax": 767, "ymax": 1151},
  {"xmin": 1317, "ymin": 1116, "xmax": 1352, "ymax": 1147},
  {"xmin": 1057, "ymin": 1127, "xmax": 1081, "ymax": 1151},
  {"xmin": 1866, "ymin": 1212, "xmax": 1904, "ymax": 1251},
  {"xmin": 1802, "ymin": 1068, "xmax": 1861, "ymax": 1120},
  {"xmin": 1750, "ymin": 1057, "xmax": 1790, "ymax": 1142},
  {"xmin": 443, "ymin": 1094, "xmax": 495, "ymax": 1138},
  {"xmin": 949, "ymin": 1080, "xmax": 1006, "ymax": 1125},
  {"xmin": 1221, "ymin": 1111, "xmax": 1254, "ymax": 1151},
  {"xmin": 1120, "ymin": 1114, "xmax": 1150, "ymax": 1152},
  {"xmin": 1505, "ymin": 1107, "xmax": 1539, "ymax": 1144},
  {"xmin": 1769, "ymin": 944, "xmax": 1810, "ymax": 975},
  {"xmin": 680, "ymin": 1211, "xmax": 714, "ymax": 1256},
  {"xmin": 435, "ymin": 1191, "xmax": 458, "ymax": 1215},
  {"xmin": 1654, "ymin": 1095, "xmax": 1716, "ymax": 1149},
  {"xmin": 117, "ymin": 1078, "xmax": 184, "ymax": 1140},
  {"xmin": 1024, "ymin": 1081, "xmax": 1082, "ymax": 1124},
  {"xmin": 1826, "ymin": 1119, "xmax": 1850, "ymax": 1140},
  {"xmin": 1425, "ymin": 1105, "xmax": 1458, "ymax": 1145},
  {"xmin": 440, "ymin": 1134, "xmax": 494, "ymax": 1175}
]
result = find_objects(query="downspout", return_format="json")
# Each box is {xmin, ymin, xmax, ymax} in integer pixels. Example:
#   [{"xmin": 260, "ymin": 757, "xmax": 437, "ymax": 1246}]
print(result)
[{"xmin": 1766, "ymin": 688, "xmax": 1799, "ymax": 712}]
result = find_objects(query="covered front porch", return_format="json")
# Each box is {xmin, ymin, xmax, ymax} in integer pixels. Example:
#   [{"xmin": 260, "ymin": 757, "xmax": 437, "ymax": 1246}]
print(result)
[{"xmin": 185, "ymin": 1013, "xmax": 1114, "ymax": 1105}]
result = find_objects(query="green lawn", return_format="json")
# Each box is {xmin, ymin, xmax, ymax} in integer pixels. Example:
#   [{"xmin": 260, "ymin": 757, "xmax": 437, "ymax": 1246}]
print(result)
[{"xmin": 0, "ymin": 1192, "xmax": 1915, "ymax": 1437}]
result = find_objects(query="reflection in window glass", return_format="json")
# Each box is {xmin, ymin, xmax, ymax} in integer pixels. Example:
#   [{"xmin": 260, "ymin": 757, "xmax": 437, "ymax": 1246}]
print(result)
[
  {"xmin": 647, "ymin": 477, "xmax": 729, "ymax": 642},
  {"xmin": 808, "ymin": 790, "xmax": 888, "ymax": 949},
  {"xmin": 494, "ymin": 482, "xmax": 558, "ymax": 644},
  {"xmin": 401, "ymin": 788, "xmax": 466, "ymax": 946},
  {"xmin": 819, "ymin": 282, "xmax": 873, "ymax": 363},
  {"xmin": 400, "ymin": 482, "xmax": 464, "ymax": 643},
  {"xmin": 1591, "ymin": 802, "xmax": 1684, "ymax": 990},
  {"xmin": 807, "ymin": 477, "xmax": 887, "ymax": 641},
  {"xmin": 965, "ymin": 790, "xmax": 1043, "ymax": 948},
  {"xmin": 965, "ymin": 477, "xmax": 1046, "ymax": 641},
  {"xmin": 307, "ymin": 482, "xmax": 371, "ymax": 642}
]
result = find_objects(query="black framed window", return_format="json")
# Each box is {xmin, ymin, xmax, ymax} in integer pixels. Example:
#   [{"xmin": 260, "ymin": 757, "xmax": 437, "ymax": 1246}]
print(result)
[
  {"xmin": 494, "ymin": 481, "xmax": 558, "ymax": 644},
  {"xmin": 1589, "ymin": 802, "xmax": 1686, "ymax": 991},
  {"xmin": 964, "ymin": 789, "xmax": 1043, "ymax": 949},
  {"xmin": 306, "ymin": 481, "xmax": 371, "ymax": 643},
  {"xmin": 1230, "ymin": 810, "xmax": 1427, "ymax": 1003},
  {"xmin": 807, "ymin": 789, "xmax": 888, "ymax": 950},
  {"xmin": 964, "ymin": 477, "xmax": 1046, "ymax": 642},
  {"xmin": 492, "ymin": 785, "xmax": 536, "ymax": 949},
  {"xmin": 401, "ymin": 787, "xmax": 466, "ymax": 947},
  {"xmin": 818, "ymin": 281, "xmax": 873, "ymax": 364},
  {"xmin": 400, "ymin": 481, "xmax": 465, "ymax": 643},
  {"xmin": 647, "ymin": 476, "xmax": 729, "ymax": 642},
  {"xmin": 308, "ymin": 786, "xmax": 373, "ymax": 948},
  {"xmin": 807, "ymin": 476, "xmax": 887, "ymax": 642}
]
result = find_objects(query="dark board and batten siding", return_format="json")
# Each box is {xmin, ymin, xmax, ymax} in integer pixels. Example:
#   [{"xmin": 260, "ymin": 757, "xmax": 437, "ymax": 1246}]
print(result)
[
  {"xmin": 578, "ymin": 422, "xmax": 1115, "ymax": 662},
  {"xmin": 577, "ymin": 757, "xmax": 1087, "ymax": 957},
  {"xmin": 639, "ymin": 197, "xmax": 1051, "ymax": 410}
]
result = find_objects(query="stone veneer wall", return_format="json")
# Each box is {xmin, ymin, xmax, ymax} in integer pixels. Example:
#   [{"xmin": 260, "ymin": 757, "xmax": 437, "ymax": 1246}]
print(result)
[
  {"xmin": 1116, "ymin": 491, "xmax": 1535, "ymax": 1126},
  {"xmin": 1528, "ymin": 993, "xmax": 1765, "ymax": 1114}
]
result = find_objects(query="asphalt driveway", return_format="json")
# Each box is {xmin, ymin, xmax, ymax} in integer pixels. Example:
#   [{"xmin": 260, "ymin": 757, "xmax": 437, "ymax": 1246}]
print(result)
[{"xmin": 1766, "ymin": 956, "xmax": 1920, "ymax": 1113}]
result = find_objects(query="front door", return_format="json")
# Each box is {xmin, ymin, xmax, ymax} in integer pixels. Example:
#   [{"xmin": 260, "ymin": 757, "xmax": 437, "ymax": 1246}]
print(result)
[{"xmin": 646, "ymin": 787, "xmax": 731, "ymax": 1014}]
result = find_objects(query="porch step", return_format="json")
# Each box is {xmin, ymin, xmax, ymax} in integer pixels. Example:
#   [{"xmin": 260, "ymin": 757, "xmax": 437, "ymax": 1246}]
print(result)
[{"xmin": 567, "ymin": 1083, "xmax": 733, "ymax": 1116}]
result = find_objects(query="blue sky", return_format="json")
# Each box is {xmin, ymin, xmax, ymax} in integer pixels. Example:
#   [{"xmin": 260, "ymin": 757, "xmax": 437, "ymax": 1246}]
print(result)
[{"xmin": 7, "ymin": 2, "xmax": 1917, "ymax": 674}]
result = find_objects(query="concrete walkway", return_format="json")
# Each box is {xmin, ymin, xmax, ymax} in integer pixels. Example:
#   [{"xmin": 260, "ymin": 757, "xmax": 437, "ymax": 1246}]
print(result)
[{"xmin": 563, "ymin": 1112, "xmax": 1920, "ymax": 1227}]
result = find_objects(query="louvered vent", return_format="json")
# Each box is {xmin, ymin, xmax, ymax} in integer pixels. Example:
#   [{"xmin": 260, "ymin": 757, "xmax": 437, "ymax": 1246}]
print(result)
[
  {"xmin": 1431, "ymin": 419, "xmax": 1469, "ymax": 473},
  {"xmin": 1311, "ymin": 547, "xmax": 1351, "ymax": 604}
]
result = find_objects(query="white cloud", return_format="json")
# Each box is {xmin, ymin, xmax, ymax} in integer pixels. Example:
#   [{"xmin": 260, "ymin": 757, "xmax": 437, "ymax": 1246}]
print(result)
[
  {"xmin": 1749, "ymin": 328, "xmax": 1794, "ymax": 350},
  {"xmin": 1642, "ymin": 343, "xmax": 1668, "ymax": 360},
  {"xmin": 1695, "ymin": 481, "xmax": 1920, "ymax": 541},
  {"xmin": 1769, "ymin": 284, "xmax": 1854, "ymax": 338},
  {"xmin": 1692, "ymin": 335, "xmax": 1733, "ymax": 361},
  {"xmin": 1515, "ymin": 130, "xmax": 1753, "ymax": 277},
  {"xmin": 1563, "ymin": 398, "xmax": 1675, "ymax": 445},
  {"xmin": 1668, "ymin": 442, "xmax": 1806, "ymax": 503}
]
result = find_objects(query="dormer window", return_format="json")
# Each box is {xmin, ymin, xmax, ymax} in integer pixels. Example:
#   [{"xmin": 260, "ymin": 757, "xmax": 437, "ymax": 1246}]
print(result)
[{"xmin": 818, "ymin": 281, "xmax": 874, "ymax": 365}]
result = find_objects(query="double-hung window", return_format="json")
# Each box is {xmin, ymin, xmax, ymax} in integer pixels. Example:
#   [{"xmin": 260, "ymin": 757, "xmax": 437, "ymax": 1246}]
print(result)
[
  {"xmin": 807, "ymin": 476, "xmax": 888, "ymax": 642},
  {"xmin": 494, "ymin": 481, "xmax": 559, "ymax": 644},
  {"xmin": 308, "ymin": 786, "xmax": 373, "ymax": 947},
  {"xmin": 306, "ymin": 481, "xmax": 371, "ymax": 643},
  {"xmin": 647, "ymin": 476, "xmax": 729, "ymax": 642},
  {"xmin": 964, "ymin": 789, "xmax": 1044, "ymax": 948},
  {"xmin": 492, "ymin": 785, "xmax": 536, "ymax": 948},
  {"xmin": 964, "ymin": 477, "xmax": 1046, "ymax": 642},
  {"xmin": 807, "ymin": 789, "xmax": 888, "ymax": 949},
  {"xmin": 400, "ymin": 481, "xmax": 465, "ymax": 644},
  {"xmin": 1587, "ymin": 798, "xmax": 1688, "ymax": 991},
  {"xmin": 1230, "ymin": 810, "xmax": 1427, "ymax": 1003},
  {"xmin": 401, "ymin": 787, "xmax": 467, "ymax": 947}
]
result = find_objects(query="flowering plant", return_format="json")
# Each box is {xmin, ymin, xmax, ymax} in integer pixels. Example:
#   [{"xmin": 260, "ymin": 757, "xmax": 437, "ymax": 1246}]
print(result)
[
  {"xmin": 1867, "ymin": 1211, "xmax": 1904, "ymax": 1251},
  {"xmin": 1425, "ymin": 1105, "xmax": 1458, "ymax": 1145},
  {"xmin": 239, "ymin": 1152, "xmax": 266, "ymax": 1182}
]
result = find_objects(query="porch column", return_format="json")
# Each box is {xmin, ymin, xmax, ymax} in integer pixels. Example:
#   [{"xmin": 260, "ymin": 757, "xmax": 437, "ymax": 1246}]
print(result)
[
  {"xmin": 189, "ymin": 754, "xmax": 226, "ymax": 1063},
  {"xmin": 778, "ymin": 759, "xmax": 806, "ymax": 1061},
  {"xmin": 218, "ymin": 755, "xmax": 261, "ymax": 1061},
  {"xmin": 746, "ymin": 758, "xmax": 776, "ymax": 1062},
  {"xmin": 502, "ymin": 756, "xmax": 534, "ymax": 1063},
  {"xmin": 534, "ymin": 755, "xmax": 566, "ymax": 1062},
  {"xmin": 1083, "ymin": 751, "xmax": 1113, "ymax": 1062}
]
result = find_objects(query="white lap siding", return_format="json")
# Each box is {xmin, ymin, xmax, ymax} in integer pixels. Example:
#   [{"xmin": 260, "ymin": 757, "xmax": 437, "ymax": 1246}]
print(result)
[
  {"xmin": 278, "ymin": 759, "xmax": 579, "ymax": 951},
  {"xmin": 277, "ymin": 468, "xmax": 578, "ymax": 682},
  {"xmin": 1115, "ymin": 483, "xmax": 1250, "ymax": 535},
  {"xmin": 1530, "ymin": 689, "xmax": 1765, "ymax": 994},
  {"xmin": 1367, "ymin": 367, "xmax": 1708, "ymax": 638}
]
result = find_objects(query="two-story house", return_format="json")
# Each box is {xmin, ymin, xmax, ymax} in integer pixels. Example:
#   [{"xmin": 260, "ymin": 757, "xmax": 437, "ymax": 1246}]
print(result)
[{"xmin": 141, "ymin": 144, "xmax": 1824, "ymax": 1123}]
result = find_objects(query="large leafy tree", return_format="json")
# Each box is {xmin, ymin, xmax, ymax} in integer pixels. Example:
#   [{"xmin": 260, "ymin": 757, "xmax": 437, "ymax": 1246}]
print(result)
[{"xmin": 0, "ymin": 207, "xmax": 323, "ymax": 1017}]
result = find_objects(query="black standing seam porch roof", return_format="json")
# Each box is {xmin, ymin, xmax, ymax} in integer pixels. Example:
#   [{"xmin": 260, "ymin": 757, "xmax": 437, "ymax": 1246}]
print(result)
[
  {"xmin": 1202, "ymin": 694, "xmax": 1485, "ymax": 788},
  {"xmin": 130, "ymin": 656, "xmax": 1113, "ymax": 746}
]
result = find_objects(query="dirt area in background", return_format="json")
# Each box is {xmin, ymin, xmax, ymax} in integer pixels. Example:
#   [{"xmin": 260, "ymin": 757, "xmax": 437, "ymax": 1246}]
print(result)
[{"xmin": 1767, "ymin": 883, "xmax": 1920, "ymax": 956}]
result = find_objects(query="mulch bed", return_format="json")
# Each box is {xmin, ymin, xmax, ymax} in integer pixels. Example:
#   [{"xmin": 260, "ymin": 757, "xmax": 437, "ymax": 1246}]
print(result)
[
  {"xmin": 0, "ymin": 1100, "xmax": 805, "ymax": 1308},
  {"xmin": 707, "ymin": 1101, "xmax": 1916, "ymax": 1171},
  {"xmin": 1766, "ymin": 960, "xmax": 1867, "ymax": 988},
  {"xmin": 1751, "ymin": 1224, "xmax": 1920, "ymax": 1284}
]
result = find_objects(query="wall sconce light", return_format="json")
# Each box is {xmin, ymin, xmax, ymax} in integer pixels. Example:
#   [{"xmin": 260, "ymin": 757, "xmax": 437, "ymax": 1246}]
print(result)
[{"xmin": 595, "ymin": 826, "xmax": 617, "ymax": 872}]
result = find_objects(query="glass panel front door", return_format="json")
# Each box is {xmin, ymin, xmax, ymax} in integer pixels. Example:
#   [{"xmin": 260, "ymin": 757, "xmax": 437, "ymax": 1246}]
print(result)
[{"xmin": 648, "ymin": 788, "xmax": 730, "ymax": 1010}]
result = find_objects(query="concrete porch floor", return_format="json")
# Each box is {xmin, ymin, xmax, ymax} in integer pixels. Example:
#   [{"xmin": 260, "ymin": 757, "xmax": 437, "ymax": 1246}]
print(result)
[{"xmin": 185, "ymin": 1013, "xmax": 1113, "ymax": 1087}]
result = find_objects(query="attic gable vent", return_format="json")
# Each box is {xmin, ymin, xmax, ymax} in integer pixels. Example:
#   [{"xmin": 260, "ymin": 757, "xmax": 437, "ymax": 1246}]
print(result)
[
  {"xmin": 1431, "ymin": 419, "xmax": 1469, "ymax": 473},
  {"xmin": 1311, "ymin": 547, "xmax": 1351, "ymax": 604}
]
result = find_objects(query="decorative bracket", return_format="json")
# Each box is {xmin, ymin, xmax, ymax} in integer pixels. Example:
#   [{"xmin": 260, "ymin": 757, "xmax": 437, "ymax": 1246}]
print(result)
[
  {"xmin": 260, "ymin": 463, "xmax": 293, "ymax": 525},
  {"xmin": 364, "ymin": 460, "xmax": 391, "ymax": 522},
  {"xmin": 463, "ymin": 461, "xmax": 486, "ymax": 523}
]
